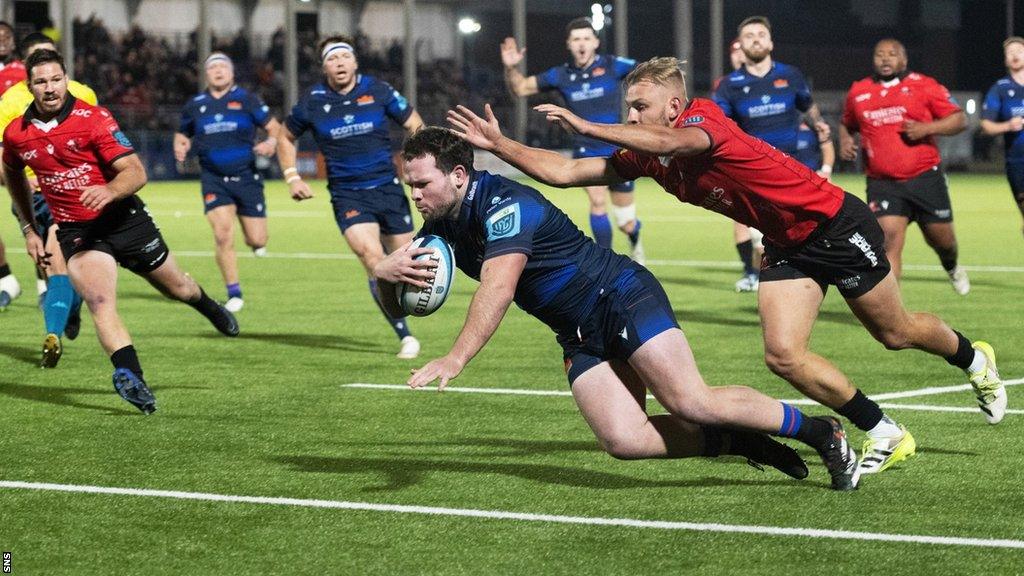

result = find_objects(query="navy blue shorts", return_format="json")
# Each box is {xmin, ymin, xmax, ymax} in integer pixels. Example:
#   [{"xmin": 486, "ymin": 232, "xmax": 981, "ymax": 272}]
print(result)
[
  {"xmin": 200, "ymin": 171, "xmax": 266, "ymax": 217},
  {"xmin": 557, "ymin": 265, "xmax": 680, "ymax": 385},
  {"xmin": 1005, "ymin": 162, "xmax": 1024, "ymax": 207},
  {"xmin": 329, "ymin": 180, "xmax": 414, "ymax": 235},
  {"xmin": 9, "ymin": 192, "xmax": 53, "ymax": 237},
  {"xmin": 572, "ymin": 146, "xmax": 634, "ymax": 193}
]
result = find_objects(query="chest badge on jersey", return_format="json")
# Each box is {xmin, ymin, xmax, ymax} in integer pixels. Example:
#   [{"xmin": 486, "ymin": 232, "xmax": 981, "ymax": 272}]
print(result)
[
  {"xmin": 773, "ymin": 78, "xmax": 789, "ymax": 88},
  {"xmin": 45, "ymin": 144, "xmax": 54, "ymax": 154},
  {"xmin": 215, "ymin": 114, "xmax": 223, "ymax": 122},
  {"xmin": 761, "ymin": 95, "xmax": 771, "ymax": 104},
  {"xmin": 344, "ymin": 114, "xmax": 355, "ymax": 124},
  {"xmin": 323, "ymin": 104, "xmax": 331, "ymax": 113},
  {"xmin": 356, "ymin": 95, "xmax": 375, "ymax": 106},
  {"xmin": 593, "ymin": 67, "xmax": 605, "ymax": 77},
  {"xmin": 227, "ymin": 101, "xmax": 242, "ymax": 110}
]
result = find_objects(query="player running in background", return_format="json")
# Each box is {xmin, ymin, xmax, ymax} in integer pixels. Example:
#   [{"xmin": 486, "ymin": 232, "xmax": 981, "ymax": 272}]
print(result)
[
  {"xmin": 0, "ymin": 32, "xmax": 95, "ymax": 365},
  {"xmin": 376, "ymin": 127, "xmax": 860, "ymax": 491},
  {"xmin": 175, "ymin": 52, "xmax": 281, "ymax": 313},
  {"xmin": 0, "ymin": 21, "xmax": 26, "ymax": 309},
  {"xmin": 980, "ymin": 36, "xmax": 1024, "ymax": 239},
  {"xmin": 501, "ymin": 18, "xmax": 643, "ymax": 263},
  {"xmin": 3, "ymin": 49, "xmax": 239, "ymax": 413},
  {"xmin": 840, "ymin": 39, "xmax": 969, "ymax": 294},
  {"xmin": 712, "ymin": 16, "xmax": 833, "ymax": 292},
  {"xmin": 448, "ymin": 56, "xmax": 1007, "ymax": 485},
  {"xmin": 276, "ymin": 35, "xmax": 424, "ymax": 359}
]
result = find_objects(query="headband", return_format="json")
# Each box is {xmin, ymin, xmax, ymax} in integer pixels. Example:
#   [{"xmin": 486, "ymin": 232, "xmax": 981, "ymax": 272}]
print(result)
[
  {"xmin": 321, "ymin": 42, "xmax": 354, "ymax": 61},
  {"xmin": 205, "ymin": 53, "xmax": 233, "ymax": 68}
]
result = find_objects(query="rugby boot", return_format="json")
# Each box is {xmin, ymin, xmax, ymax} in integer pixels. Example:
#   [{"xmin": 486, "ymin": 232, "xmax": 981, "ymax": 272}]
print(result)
[
  {"xmin": 854, "ymin": 426, "xmax": 916, "ymax": 485},
  {"xmin": 967, "ymin": 341, "xmax": 1006, "ymax": 424},
  {"xmin": 40, "ymin": 333, "xmax": 62, "ymax": 368},
  {"xmin": 814, "ymin": 416, "xmax": 858, "ymax": 491},
  {"xmin": 737, "ymin": 431, "xmax": 809, "ymax": 480},
  {"xmin": 112, "ymin": 368, "xmax": 156, "ymax": 414}
]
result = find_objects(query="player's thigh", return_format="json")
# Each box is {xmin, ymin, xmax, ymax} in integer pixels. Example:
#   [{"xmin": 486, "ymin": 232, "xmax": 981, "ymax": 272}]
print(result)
[
  {"xmin": 343, "ymin": 222, "xmax": 386, "ymax": 270},
  {"xmin": 44, "ymin": 224, "xmax": 68, "ymax": 275},
  {"xmin": 733, "ymin": 220, "xmax": 751, "ymax": 243},
  {"xmin": 583, "ymin": 186, "xmax": 609, "ymax": 210},
  {"xmin": 876, "ymin": 215, "xmax": 910, "ymax": 249},
  {"xmin": 919, "ymin": 221, "xmax": 957, "ymax": 250},
  {"xmin": 67, "ymin": 250, "xmax": 119, "ymax": 305},
  {"xmin": 238, "ymin": 215, "xmax": 268, "ymax": 247},
  {"xmin": 141, "ymin": 252, "xmax": 192, "ymax": 294},
  {"xmin": 205, "ymin": 204, "xmax": 237, "ymax": 239},
  {"xmin": 844, "ymin": 271, "xmax": 912, "ymax": 338},
  {"xmin": 381, "ymin": 231, "xmax": 415, "ymax": 253},
  {"xmin": 758, "ymin": 276, "xmax": 824, "ymax": 358},
  {"xmin": 572, "ymin": 359, "xmax": 650, "ymax": 445}
]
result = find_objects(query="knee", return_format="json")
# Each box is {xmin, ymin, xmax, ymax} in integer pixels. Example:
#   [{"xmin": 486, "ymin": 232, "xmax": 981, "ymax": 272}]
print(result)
[
  {"xmin": 872, "ymin": 326, "xmax": 912, "ymax": 351},
  {"xmin": 244, "ymin": 234, "xmax": 267, "ymax": 249},
  {"xmin": 590, "ymin": 195, "xmax": 607, "ymax": 212},
  {"xmin": 764, "ymin": 346, "xmax": 805, "ymax": 379},
  {"xmin": 213, "ymin": 228, "xmax": 234, "ymax": 247},
  {"xmin": 598, "ymin": 433, "xmax": 646, "ymax": 460}
]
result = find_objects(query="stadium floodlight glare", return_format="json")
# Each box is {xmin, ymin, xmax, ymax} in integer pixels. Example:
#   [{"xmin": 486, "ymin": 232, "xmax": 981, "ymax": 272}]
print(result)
[
  {"xmin": 966, "ymin": 99, "xmax": 977, "ymax": 115},
  {"xmin": 591, "ymin": 4, "xmax": 605, "ymax": 31},
  {"xmin": 458, "ymin": 17, "xmax": 481, "ymax": 35}
]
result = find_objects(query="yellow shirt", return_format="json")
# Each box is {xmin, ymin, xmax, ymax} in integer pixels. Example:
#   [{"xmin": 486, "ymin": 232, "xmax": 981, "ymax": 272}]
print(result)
[{"xmin": 0, "ymin": 80, "xmax": 98, "ymax": 179}]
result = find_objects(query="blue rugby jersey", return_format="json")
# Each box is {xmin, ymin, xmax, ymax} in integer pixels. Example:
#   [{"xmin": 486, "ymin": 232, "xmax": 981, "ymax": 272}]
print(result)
[
  {"xmin": 179, "ymin": 86, "xmax": 271, "ymax": 177},
  {"xmin": 792, "ymin": 123, "xmax": 822, "ymax": 170},
  {"xmin": 420, "ymin": 171, "xmax": 631, "ymax": 333},
  {"xmin": 711, "ymin": 61, "xmax": 813, "ymax": 154},
  {"xmin": 536, "ymin": 54, "xmax": 636, "ymax": 156},
  {"xmin": 982, "ymin": 77, "xmax": 1024, "ymax": 164},
  {"xmin": 286, "ymin": 74, "xmax": 413, "ymax": 188}
]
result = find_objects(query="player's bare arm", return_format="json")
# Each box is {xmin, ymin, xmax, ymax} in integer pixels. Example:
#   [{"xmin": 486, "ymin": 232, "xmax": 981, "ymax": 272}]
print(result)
[
  {"xmin": 275, "ymin": 124, "xmax": 314, "ymax": 201},
  {"xmin": 903, "ymin": 110, "xmax": 966, "ymax": 141},
  {"xmin": 501, "ymin": 38, "xmax": 539, "ymax": 97},
  {"xmin": 3, "ymin": 160, "xmax": 47, "ymax": 266},
  {"xmin": 172, "ymin": 132, "xmax": 191, "ymax": 162},
  {"xmin": 407, "ymin": 252, "xmax": 526, "ymax": 390},
  {"xmin": 447, "ymin": 103, "xmax": 620, "ymax": 188},
  {"xmin": 252, "ymin": 118, "xmax": 281, "ymax": 157},
  {"xmin": 818, "ymin": 138, "xmax": 836, "ymax": 179},
  {"xmin": 838, "ymin": 123, "xmax": 859, "ymax": 162},
  {"xmin": 980, "ymin": 116, "xmax": 1024, "ymax": 135},
  {"xmin": 806, "ymin": 103, "xmax": 832, "ymax": 141},
  {"xmin": 373, "ymin": 240, "xmax": 439, "ymax": 317},
  {"xmin": 534, "ymin": 103, "xmax": 712, "ymax": 157},
  {"xmin": 403, "ymin": 111, "xmax": 425, "ymax": 135},
  {"xmin": 79, "ymin": 153, "xmax": 147, "ymax": 212}
]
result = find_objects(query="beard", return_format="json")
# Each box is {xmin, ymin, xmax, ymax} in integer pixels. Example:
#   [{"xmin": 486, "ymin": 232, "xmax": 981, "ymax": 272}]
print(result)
[{"xmin": 742, "ymin": 47, "xmax": 769, "ymax": 64}]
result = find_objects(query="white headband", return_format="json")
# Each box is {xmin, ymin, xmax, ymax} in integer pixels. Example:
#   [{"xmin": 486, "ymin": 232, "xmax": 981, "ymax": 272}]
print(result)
[
  {"xmin": 205, "ymin": 53, "xmax": 233, "ymax": 69},
  {"xmin": 321, "ymin": 42, "xmax": 354, "ymax": 61}
]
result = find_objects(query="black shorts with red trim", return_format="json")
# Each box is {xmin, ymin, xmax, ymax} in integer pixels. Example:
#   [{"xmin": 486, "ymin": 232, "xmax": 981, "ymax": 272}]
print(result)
[
  {"xmin": 760, "ymin": 193, "xmax": 891, "ymax": 299},
  {"xmin": 57, "ymin": 195, "xmax": 170, "ymax": 274}
]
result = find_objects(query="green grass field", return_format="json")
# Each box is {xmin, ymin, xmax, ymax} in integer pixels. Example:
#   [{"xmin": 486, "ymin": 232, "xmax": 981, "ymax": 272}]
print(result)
[{"xmin": 0, "ymin": 173, "xmax": 1022, "ymax": 575}]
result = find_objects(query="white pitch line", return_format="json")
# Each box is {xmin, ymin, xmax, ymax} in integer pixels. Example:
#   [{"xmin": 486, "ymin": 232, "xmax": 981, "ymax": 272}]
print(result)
[
  {"xmin": 341, "ymin": 381, "xmax": 1024, "ymax": 416},
  {"xmin": 2, "ymin": 480, "xmax": 1022, "ymax": 549},
  {"xmin": 169, "ymin": 250, "xmax": 1024, "ymax": 273}
]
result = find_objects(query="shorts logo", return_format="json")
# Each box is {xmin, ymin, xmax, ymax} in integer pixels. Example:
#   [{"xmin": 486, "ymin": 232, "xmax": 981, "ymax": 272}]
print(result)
[
  {"xmin": 839, "ymin": 275, "xmax": 861, "ymax": 289},
  {"xmin": 204, "ymin": 193, "xmax": 217, "ymax": 204},
  {"xmin": 868, "ymin": 200, "xmax": 889, "ymax": 212},
  {"xmin": 113, "ymin": 130, "xmax": 133, "ymax": 148},
  {"xmin": 345, "ymin": 209, "xmax": 360, "ymax": 219},
  {"xmin": 403, "ymin": 215, "xmax": 411, "ymax": 224},
  {"xmin": 935, "ymin": 209, "xmax": 951, "ymax": 218},
  {"xmin": 141, "ymin": 238, "xmax": 161, "ymax": 254},
  {"xmin": 848, "ymin": 232, "xmax": 879, "ymax": 267},
  {"xmin": 486, "ymin": 203, "xmax": 521, "ymax": 240}
]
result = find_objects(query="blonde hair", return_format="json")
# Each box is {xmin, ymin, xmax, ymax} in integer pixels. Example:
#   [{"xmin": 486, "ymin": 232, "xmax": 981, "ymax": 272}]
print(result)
[
  {"xmin": 1004, "ymin": 36, "xmax": 1024, "ymax": 49},
  {"xmin": 624, "ymin": 57, "xmax": 687, "ymax": 96}
]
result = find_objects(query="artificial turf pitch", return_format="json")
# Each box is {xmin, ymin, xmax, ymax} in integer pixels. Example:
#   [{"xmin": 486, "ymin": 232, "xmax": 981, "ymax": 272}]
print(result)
[{"xmin": 0, "ymin": 173, "xmax": 1021, "ymax": 574}]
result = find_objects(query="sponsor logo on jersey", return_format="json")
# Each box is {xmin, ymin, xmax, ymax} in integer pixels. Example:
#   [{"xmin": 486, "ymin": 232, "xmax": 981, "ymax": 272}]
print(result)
[
  {"xmin": 747, "ymin": 101, "xmax": 787, "ymax": 118},
  {"xmin": 861, "ymin": 105, "xmax": 907, "ymax": 126},
  {"xmin": 227, "ymin": 101, "xmax": 242, "ymax": 110},
  {"xmin": 329, "ymin": 121, "xmax": 374, "ymax": 139},
  {"xmin": 71, "ymin": 108, "xmax": 92, "ymax": 118},
  {"xmin": 855, "ymin": 93, "xmax": 872, "ymax": 102},
  {"xmin": 466, "ymin": 180, "xmax": 479, "ymax": 202},
  {"xmin": 773, "ymin": 78, "xmax": 789, "ymax": 88},
  {"xmin": 569, "ymin": 82, "xmax": 605, "ymax": 102},
  {"xmin": 39, "ymin": 162, "xmax": 93, "ymax": 191},
  {"xmin": 19, "ymin": 149, "xmax": 37, "ymax": 160},
  {"xmin": 356, "ymin": 94, "xmax": 375, "ymax": 105},
  {"xmin": 486, "ymin": 203, "xmax": 521, "ymax": 240},
  {"xmin": 592, "ymin": 67, "xmax": 605, "ymax": 77}
]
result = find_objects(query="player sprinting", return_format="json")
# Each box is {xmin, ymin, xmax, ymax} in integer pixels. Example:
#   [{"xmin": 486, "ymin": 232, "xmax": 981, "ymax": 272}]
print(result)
[
  {"xmin": 980, "ymin": 36, "xmax": 1024, "ymax": 240},
  {"xmin": 175, "ymin": 51, "xmax": 281, "ymax": 313},
  {"xmin": 3, "ymin": 49, "xmax": 240, "ymax": 414},
  {"xmin": 276, "ymin": 35, "xmax": 424, "ymax": 359},
  {"xmin": 502, "ymin": 17, "xmax": 643, "ymax": 263},
  {"xmin": 839, "ymin": 39, "xmax": 970, "ymax": 295},
  {"xmin": 0, "ymin": 33, "xmax": 96, "ymax": 366},
  {"xmin": 712, "ymin": 16, "xmax": 833, "ymax": 292},
  {"xmin": 0, "ymin": 21, "xmax": 26, "ymax": 309},
  {"xmin": 447, "ymin": 56, "xmax": 1007, "ymax": 485},
  {"xmin": 376, "ymin": 126, "xmax": 860, "ymax": 491}
]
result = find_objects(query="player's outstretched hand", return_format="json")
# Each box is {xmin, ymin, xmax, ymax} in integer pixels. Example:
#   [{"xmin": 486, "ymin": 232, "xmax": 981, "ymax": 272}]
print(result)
[
  {"xmin": 289, "ymin": 179, "xmax": 314, "ymax": 201},
  {"xmin": 500, "ymin": 37, "xmax": 525, "ymax": 68},
  {"xmin": 534, "ymin": 104, "xmax": 588, "ymax": 135},
  {"xmin": 373, "ymin": 240, "xmax": 437, "ymax": 287},
  {"xmin": 24, "ymin": 230, "xmax": 49, "ymax": 268},
  {"xmin": 448, "ymin": 104, "xmax": 504, "ymax": 151},
  {"xmin": 80, "ymin": 185, "xmax": 117, "ymax": 212},
  {"xmin": 408, "ymin": 354, "xmax": 465, "ymax": 390}
]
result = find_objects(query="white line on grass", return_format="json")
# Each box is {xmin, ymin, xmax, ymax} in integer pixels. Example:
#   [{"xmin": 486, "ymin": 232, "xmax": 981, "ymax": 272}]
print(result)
[
  {"xmin": 171, "ymin": 250, "xmax": 1024, "ymax": 273},
  {"xmin": 2, "ymin": 480, "xmax": 1022, "ymax": 549},
  {"xmin": 341, "ymin": 379, "xmax": 1024, "ymax": 416}
]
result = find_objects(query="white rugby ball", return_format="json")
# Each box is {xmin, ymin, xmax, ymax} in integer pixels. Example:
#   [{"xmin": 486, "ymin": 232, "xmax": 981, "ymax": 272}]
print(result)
[{"xmin": 398, "ymin": 235, "xmax": 455, "ymax": 317}]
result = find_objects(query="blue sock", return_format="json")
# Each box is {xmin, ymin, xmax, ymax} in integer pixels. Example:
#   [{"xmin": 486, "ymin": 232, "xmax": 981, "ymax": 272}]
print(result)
[
  {"xmin": 368, "ymin": 279, "xmax": 411, "ymax": 339},
  {"xmin": 627, "ymin": 219, "xmax": 642, "ymax": 246},
  {"xmin": 777, "ymin": 403, "xmax": 832, "ymax": 447},
  {"xmin": 590, "ymin": 213, "xmax": 612, "ymax": 249},
  {"xmin": 226, "ymin": 283, "xmax": 242, "ymax": 299},
  {"xmin": 44, "ymin": 274, "xmax": 75, "ymax": 335},
  {"xmin": 777, "ymin": 403, "xmax": 804, "ymax": 438}
]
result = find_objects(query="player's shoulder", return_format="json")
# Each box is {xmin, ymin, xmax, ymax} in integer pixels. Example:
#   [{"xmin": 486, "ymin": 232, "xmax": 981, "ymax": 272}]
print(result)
[
  {"xmin": 68, "ymin": 80, "xmax": 98, "ymax": 105},
  {"xmin": 476, "ymin": 172, "xmax": 539, "ymax": 214},
  {"xmin": 848, "ymin": 77, "xmax": 876, "ymax": 92},
  {"xmin": 685, "ymin": 98, "xmax": 727, "ymax": 122},
  {"xmin": 303, "ymin": 82, "xmax": 330, "ymax": 100},
  {"xmin": 905, "ymin": 71, "xmax": 943, "ymax": 87},
  {"xmin": 994, "ymin": 76, "xmax": 1014, "ymax": 88}
]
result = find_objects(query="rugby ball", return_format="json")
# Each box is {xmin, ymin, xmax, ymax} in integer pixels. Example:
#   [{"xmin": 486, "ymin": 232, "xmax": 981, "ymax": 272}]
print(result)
[{"xmin": 398, "ymin": 235, "xmax": 455, "ymax": 317}]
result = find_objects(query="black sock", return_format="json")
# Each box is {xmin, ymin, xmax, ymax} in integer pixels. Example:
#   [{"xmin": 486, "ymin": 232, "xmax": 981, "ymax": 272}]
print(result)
[
  {"xmin": 793, "ymin": 415, "xmax": 832, "ymax": 449},
  {"xmin": 0, "ymin": 263, "xmax": 10, "ymax": 278},
  {"xmin": 945, "ymin": 330, "xmax": 974, "ymax": 370},
  {"xmin": 835, "ymin": 389, "xmax": 884, "ymax": 432},
  {"xmin": 736, "ymin": 240, "xmax": 755, "ymax": 275},
  {"xmin": 110, "ymin": 345, "xmax": 144, "ymax": 380},
  {"xmin": 936, "ymin": 248, "xmax": 958, "ymax": 272},
  {"xmin": 187, "ymin": 287, "xmax": 222, "ymax": 318}
]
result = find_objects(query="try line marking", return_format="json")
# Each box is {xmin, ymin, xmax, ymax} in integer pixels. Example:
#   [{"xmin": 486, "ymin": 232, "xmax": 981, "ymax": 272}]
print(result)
[
  {"xmin": 2, "ymin": 480, "xmax": 1021, "ymax": 550},
  {"xmin": 172, "ymin": 250, "xmax": 1024, "ymax": 274},
  {"xmin": 342, "ymin": 378, "xmax": 1024, "ymax": 416}
]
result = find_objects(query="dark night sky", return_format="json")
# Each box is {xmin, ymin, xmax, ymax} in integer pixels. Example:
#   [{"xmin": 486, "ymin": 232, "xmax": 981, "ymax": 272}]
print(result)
[{"xmin": 458, "ymin": 0, "xmax": 1021, "ymax": 93}]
